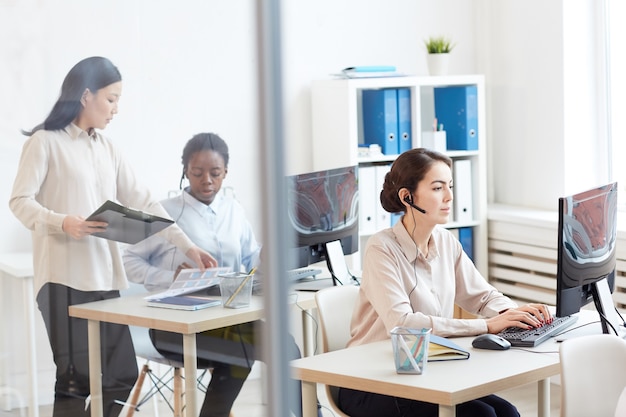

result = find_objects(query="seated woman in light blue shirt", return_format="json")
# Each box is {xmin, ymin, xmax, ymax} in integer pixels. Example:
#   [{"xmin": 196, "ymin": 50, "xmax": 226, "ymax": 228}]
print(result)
[{"xmin": 124, "ymin": 133, "xmax": 316, "ymax": 417}]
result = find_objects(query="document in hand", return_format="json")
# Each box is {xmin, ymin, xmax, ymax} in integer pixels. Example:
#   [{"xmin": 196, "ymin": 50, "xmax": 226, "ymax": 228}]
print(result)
[
  {"xmin": 86, "ymin": 200, "xmax": 174, "ymax": 244},
  {"xmin": 428, "ymin": 335, "xmax": 470, "ymax": 361}
]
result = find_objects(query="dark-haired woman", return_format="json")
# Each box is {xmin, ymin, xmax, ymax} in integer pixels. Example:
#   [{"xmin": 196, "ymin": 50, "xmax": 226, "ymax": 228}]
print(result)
[
  {"xmin": 123, "ymin": 132, "xmax": 320, "ymax": 417},
  {"xmin": 338, "ymin": 148, "xmax": 551, "ymax": 417},
  {"xmin": 9, "ymin": 57, "xmax": 216, "ymax": 417}
]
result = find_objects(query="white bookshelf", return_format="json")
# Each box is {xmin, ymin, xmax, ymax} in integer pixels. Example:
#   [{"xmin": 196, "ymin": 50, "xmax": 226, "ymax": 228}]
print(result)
[{"xmin": 310, "ymin": 74, "xmax": 488, "ymax": 277}]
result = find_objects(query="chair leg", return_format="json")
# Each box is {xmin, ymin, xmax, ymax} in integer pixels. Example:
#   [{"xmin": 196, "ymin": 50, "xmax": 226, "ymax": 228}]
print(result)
[
  {"xmin": 173, "ymin": 368, "xmax": 183, "ymax": 417},
  {"xmin": 126, "ymin": 363, "xmax": 150, "ymax": 417}
]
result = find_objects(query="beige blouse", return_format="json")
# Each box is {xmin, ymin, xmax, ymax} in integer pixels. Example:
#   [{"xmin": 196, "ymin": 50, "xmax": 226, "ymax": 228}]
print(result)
[
  {"xmin": 9, "ymin": 123, "xmax": 194, "ymax": 295},
  {"xmin": 348, "ymin": 219, "xmax": 517, "ymax": 347}
]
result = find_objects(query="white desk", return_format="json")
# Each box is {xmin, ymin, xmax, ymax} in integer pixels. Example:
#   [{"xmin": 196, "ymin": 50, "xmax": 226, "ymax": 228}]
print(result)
[
  {"xmin": 291, "ymin": 310, "xmax": 600, "ymax": 417},
  {"xmin": 69, "ymin": 292, "xmax": 317, "ymax": 417},
  {"xmin": 0, "ymin": 252, "xmax": 38, "ymax": 417}
]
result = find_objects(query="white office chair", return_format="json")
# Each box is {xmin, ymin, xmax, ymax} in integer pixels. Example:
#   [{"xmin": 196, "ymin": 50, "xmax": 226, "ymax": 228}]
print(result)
[
  {"xmin": 120, "ymin": 282, "xmax": 231, "ymax": 417},
  {"xmin": 559, "ymin": 333, "xmax": 626, "ymax": 417},
  {"xmin": 315, "ymin": 285, "xmax": 359, "ymax": 417}
]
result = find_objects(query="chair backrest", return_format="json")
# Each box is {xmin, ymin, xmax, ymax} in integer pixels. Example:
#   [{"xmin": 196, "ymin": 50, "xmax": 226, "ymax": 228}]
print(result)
[
  {"xmin": 559, "ymin": 334, "xmax": 626, "ymax": 417},
  {"xmin": 315, "ymin": 285, "xmax": 359, "ymax": 417}
]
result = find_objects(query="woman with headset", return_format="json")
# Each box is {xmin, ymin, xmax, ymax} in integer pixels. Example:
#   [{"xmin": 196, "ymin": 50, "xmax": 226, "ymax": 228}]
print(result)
[
  {"xmin": 123, "ymin": 132, "xmax": 321, "ymax": 417},
  {"xmin": 338, "ymin": 148, "xmax": 551, "ymax": 417}
]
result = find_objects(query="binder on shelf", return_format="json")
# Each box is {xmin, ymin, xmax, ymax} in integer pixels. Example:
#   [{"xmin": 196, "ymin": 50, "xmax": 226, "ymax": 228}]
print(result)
[
  {"xmin": 453, "ymin": 159, "xmax": 473, "ymax": 223},
  {"xmin": 458, "ymin": 227, "xmax": 474, "ymax": 262},
  {"xmin": 362, "ymin": 89, "xmax": 398, "ymax": 155},
  {"xmin": 397, "ymin": 88, "xmax": 412, "ymax": 154},
  {"xmin": 434, "ymin": 85, "xmax": 478, "ymax": 150},
  {"xmin": 358, "ymin": 165, "xmax": 377, "ymax": 235}
]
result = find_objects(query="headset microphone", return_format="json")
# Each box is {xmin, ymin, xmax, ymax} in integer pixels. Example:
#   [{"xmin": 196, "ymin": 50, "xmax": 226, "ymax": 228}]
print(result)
[{"xmin": 404, "ymin": 195, "xmax": 427, "ymax": 214}]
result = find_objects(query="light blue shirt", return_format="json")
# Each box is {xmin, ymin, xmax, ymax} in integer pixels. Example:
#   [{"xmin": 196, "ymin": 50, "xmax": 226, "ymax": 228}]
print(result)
[{"xmin": 123, "ymin": 188, "xmax": 261, "ymax": 291}]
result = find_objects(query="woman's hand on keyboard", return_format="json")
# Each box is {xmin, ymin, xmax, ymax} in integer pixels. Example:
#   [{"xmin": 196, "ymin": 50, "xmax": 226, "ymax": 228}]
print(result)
[{"xmin": 486, "ymin": 303, "xmax": 552, "ymax": 334}]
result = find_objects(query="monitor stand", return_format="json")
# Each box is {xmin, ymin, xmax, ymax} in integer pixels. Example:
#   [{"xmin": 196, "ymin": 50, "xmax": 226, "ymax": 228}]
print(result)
[{"xmin": 591, "ymin": 277, "xmax": 626, "ymax": 337}]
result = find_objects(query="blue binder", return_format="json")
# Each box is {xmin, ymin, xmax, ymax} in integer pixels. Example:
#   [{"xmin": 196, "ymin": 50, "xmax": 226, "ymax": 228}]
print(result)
[
  {"xmin": 458, "ymin": 227, "xmax": 474, "ymax": 262},
  {"xmin": 362, "ymin": 89, "xmax": 398, "ymax": 155},
  {"xmin": 434, "ymin": 86, "xmax": 478, "ymax": 150},
  {"xmin": 397, "ymin": 88, "xmax": 412, "ymax": 154}
]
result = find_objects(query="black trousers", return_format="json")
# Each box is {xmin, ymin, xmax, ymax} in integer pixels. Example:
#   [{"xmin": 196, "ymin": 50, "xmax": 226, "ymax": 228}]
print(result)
[
  {"xmin": 37, "ymin": 283, "xmax": 138, "ymax": 417},
  {"xmin": 150, "ymin": 320, "xmax": 305, "ymax": 417},
  {"xmin": 339, "ymin": 388, "xmax": 520, "ymax": 417}
]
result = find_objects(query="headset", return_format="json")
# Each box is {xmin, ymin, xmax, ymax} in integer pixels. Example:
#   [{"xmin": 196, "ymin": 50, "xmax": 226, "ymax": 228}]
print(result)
[{"xmin": 403, "ymin": 194, "xmax": 427, "ymax": 214}]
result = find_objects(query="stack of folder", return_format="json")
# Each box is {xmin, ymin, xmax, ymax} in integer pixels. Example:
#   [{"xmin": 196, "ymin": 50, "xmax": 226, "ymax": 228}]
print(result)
[{"xmin": 361, "ymin": 88, "xmax": 413, "ymax": 155}]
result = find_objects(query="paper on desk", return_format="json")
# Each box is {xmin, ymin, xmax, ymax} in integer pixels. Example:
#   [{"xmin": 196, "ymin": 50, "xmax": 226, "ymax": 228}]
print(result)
[{"xmin": 144, "ymin": 267, "xmax": 231, "ymax": 301}]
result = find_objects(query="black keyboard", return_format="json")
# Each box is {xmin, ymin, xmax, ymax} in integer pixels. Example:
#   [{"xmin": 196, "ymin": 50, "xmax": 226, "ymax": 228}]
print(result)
[{"xmin": 497, "ymin": 315, "xmax": 578, "ymax": 347}]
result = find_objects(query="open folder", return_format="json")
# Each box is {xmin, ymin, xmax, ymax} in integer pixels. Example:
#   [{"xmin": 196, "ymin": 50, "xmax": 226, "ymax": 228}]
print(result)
[{"xmin": 86, "ymin": 200, "xmax": 174, "ymax": 244}]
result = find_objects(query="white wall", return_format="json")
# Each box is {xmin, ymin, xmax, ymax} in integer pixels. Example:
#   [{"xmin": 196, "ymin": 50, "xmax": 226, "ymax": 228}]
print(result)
[
  {"xmin": 479, "ymin": 0, "xmax": 610, "ymax": 209},
  {"xmin": 0, "ymin": 0, "xmax": 259, "ymax": 253}
]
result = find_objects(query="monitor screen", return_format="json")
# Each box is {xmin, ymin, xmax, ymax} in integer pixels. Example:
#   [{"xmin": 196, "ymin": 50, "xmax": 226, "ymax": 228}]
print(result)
[
  {"xmin": 556, "ymin": 182, "xmax": 618, "ymax": 321},
  {"xmin": 286, "ymin": 165, "xmax": 359, "ymax": 269}
]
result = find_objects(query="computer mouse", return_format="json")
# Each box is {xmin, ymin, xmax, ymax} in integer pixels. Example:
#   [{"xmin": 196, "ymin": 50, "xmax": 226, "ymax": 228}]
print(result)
[{"xmin": 472, "ymin": 334, "xmax": 511, "ymax": 350}]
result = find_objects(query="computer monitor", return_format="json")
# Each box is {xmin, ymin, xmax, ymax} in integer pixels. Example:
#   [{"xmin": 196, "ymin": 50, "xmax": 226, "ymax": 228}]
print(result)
[
  {"xmin": 555, "ymin": 182, "xmax": 621, "ymax": 334},
  {"xmin": 285, "ymin": 165, "xmax": 359, "ymax": 271}
]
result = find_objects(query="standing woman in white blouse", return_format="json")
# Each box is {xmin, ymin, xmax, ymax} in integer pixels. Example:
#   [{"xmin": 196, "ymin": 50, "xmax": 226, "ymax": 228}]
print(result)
[{"xmin": 9, "ymin": 56, "xmax": 216, "ymax": 417}]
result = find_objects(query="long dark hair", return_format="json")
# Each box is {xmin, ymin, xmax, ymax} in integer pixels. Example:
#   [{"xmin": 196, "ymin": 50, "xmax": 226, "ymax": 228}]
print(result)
[
  {"xmin": 22, "ymin": 56, "xmax": 122, "ymax": 136},
  {"xmin": 380, "ymin": 148, "xmax": 452, "ymax": 213}
]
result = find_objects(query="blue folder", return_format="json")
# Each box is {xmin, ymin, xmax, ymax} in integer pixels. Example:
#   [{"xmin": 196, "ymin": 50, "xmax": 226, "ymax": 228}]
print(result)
[
  {"xmin": 458, "ymin": 227, "xmax": 474, "ymax": 262},
  {"xmin": 362, "ymin": 89, "xmax": 398, "ymax": 155},
  {"xmin": 397, "ymin": 88, "xmax": 412, "ymax": 154},
  {"xmin": 434, "ymin": 86, "xmax": 478, "ymax": 150}
]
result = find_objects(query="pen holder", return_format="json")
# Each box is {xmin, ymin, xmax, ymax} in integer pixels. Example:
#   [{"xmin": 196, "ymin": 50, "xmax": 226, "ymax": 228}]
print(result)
[
  {"xmin": 219, "ymin": 272, "xmax": 254, "ymax": 309},
  {"xmin": 390, "ymin": 327, "xmax": 431, "ymax": 374},
  {"xmin": 421, "ymin": 131, "xmax": 447, "ymax": 153}
]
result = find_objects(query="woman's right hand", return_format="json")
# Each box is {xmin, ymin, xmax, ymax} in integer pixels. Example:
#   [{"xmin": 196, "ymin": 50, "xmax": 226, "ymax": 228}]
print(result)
[
  {"xmin": 174, "ymin": 262, "xmax": 193, "ymax": 279},
  {"xmin": 62, "ymin": 215, "xmax": 107, "ymax": 239},
  {"xmin": 485, "ymin": 307, "xmax": 545, "ymax": 334}
]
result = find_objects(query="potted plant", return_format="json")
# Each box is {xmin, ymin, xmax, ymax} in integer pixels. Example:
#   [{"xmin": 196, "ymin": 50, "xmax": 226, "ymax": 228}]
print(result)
[{"xmin": 424, "ymin": 36, "xmax": 455, "ymax": 76}]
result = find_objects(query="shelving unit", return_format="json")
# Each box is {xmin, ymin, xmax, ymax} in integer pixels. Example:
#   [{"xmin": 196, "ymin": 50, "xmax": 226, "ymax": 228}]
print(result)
[{"xmin": 310, "ymin": 74, "xmax": 488, "ymax": 277}]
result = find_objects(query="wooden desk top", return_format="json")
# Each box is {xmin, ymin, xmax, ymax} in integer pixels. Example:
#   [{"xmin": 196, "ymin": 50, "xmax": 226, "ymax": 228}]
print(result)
[
  {"xmin": 69, "ymin": 291, "xmax": 317, "ymax": 334},
  {"xmin": 291, "ymin": 334, "xmax": 562, "ymax": 406},
  {"xmin": 291, "ymin": 309, "xmax": 605, "ymax": 408}
]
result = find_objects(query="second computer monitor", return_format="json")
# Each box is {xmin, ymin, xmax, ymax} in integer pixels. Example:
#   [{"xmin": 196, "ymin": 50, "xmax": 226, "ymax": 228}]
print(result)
[{"xmin": 286, "ymin": 165, "xmax": 359, "ymax": 270}]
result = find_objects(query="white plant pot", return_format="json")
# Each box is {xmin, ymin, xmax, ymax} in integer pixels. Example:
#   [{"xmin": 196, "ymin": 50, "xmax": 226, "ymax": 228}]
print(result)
[{"xmin": 426, "ymin": 53, "xmax": 450, "ymax": 76}]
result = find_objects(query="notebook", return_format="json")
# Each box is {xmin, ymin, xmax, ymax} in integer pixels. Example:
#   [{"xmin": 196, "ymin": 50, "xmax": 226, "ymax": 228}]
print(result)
[
  {"xmin": 428, "ymin": 335, "xmax": 470, "ymax": 361},
  {"xmin": 146, "ymin": 294, "xmax": 222, "ymax": 311}
]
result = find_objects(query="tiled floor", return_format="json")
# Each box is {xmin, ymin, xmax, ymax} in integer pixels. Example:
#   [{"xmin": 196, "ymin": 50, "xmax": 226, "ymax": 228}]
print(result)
[{"xmin": 0, "ymin": 375, "xmax": 561, "ymax": 417}]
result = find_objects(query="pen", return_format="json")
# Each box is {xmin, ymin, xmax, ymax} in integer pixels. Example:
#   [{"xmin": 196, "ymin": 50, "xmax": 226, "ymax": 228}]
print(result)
[
  {"xmin": 433, "ymin": 117, "xmax": 438, "ymax": 132},
  {"xmin": 399, "ymin": 337, "xmax": 422, "ymax": 372},
  {"xmin": 224, "ymin": 269, "xmax": 256, "ymax": 307}
]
